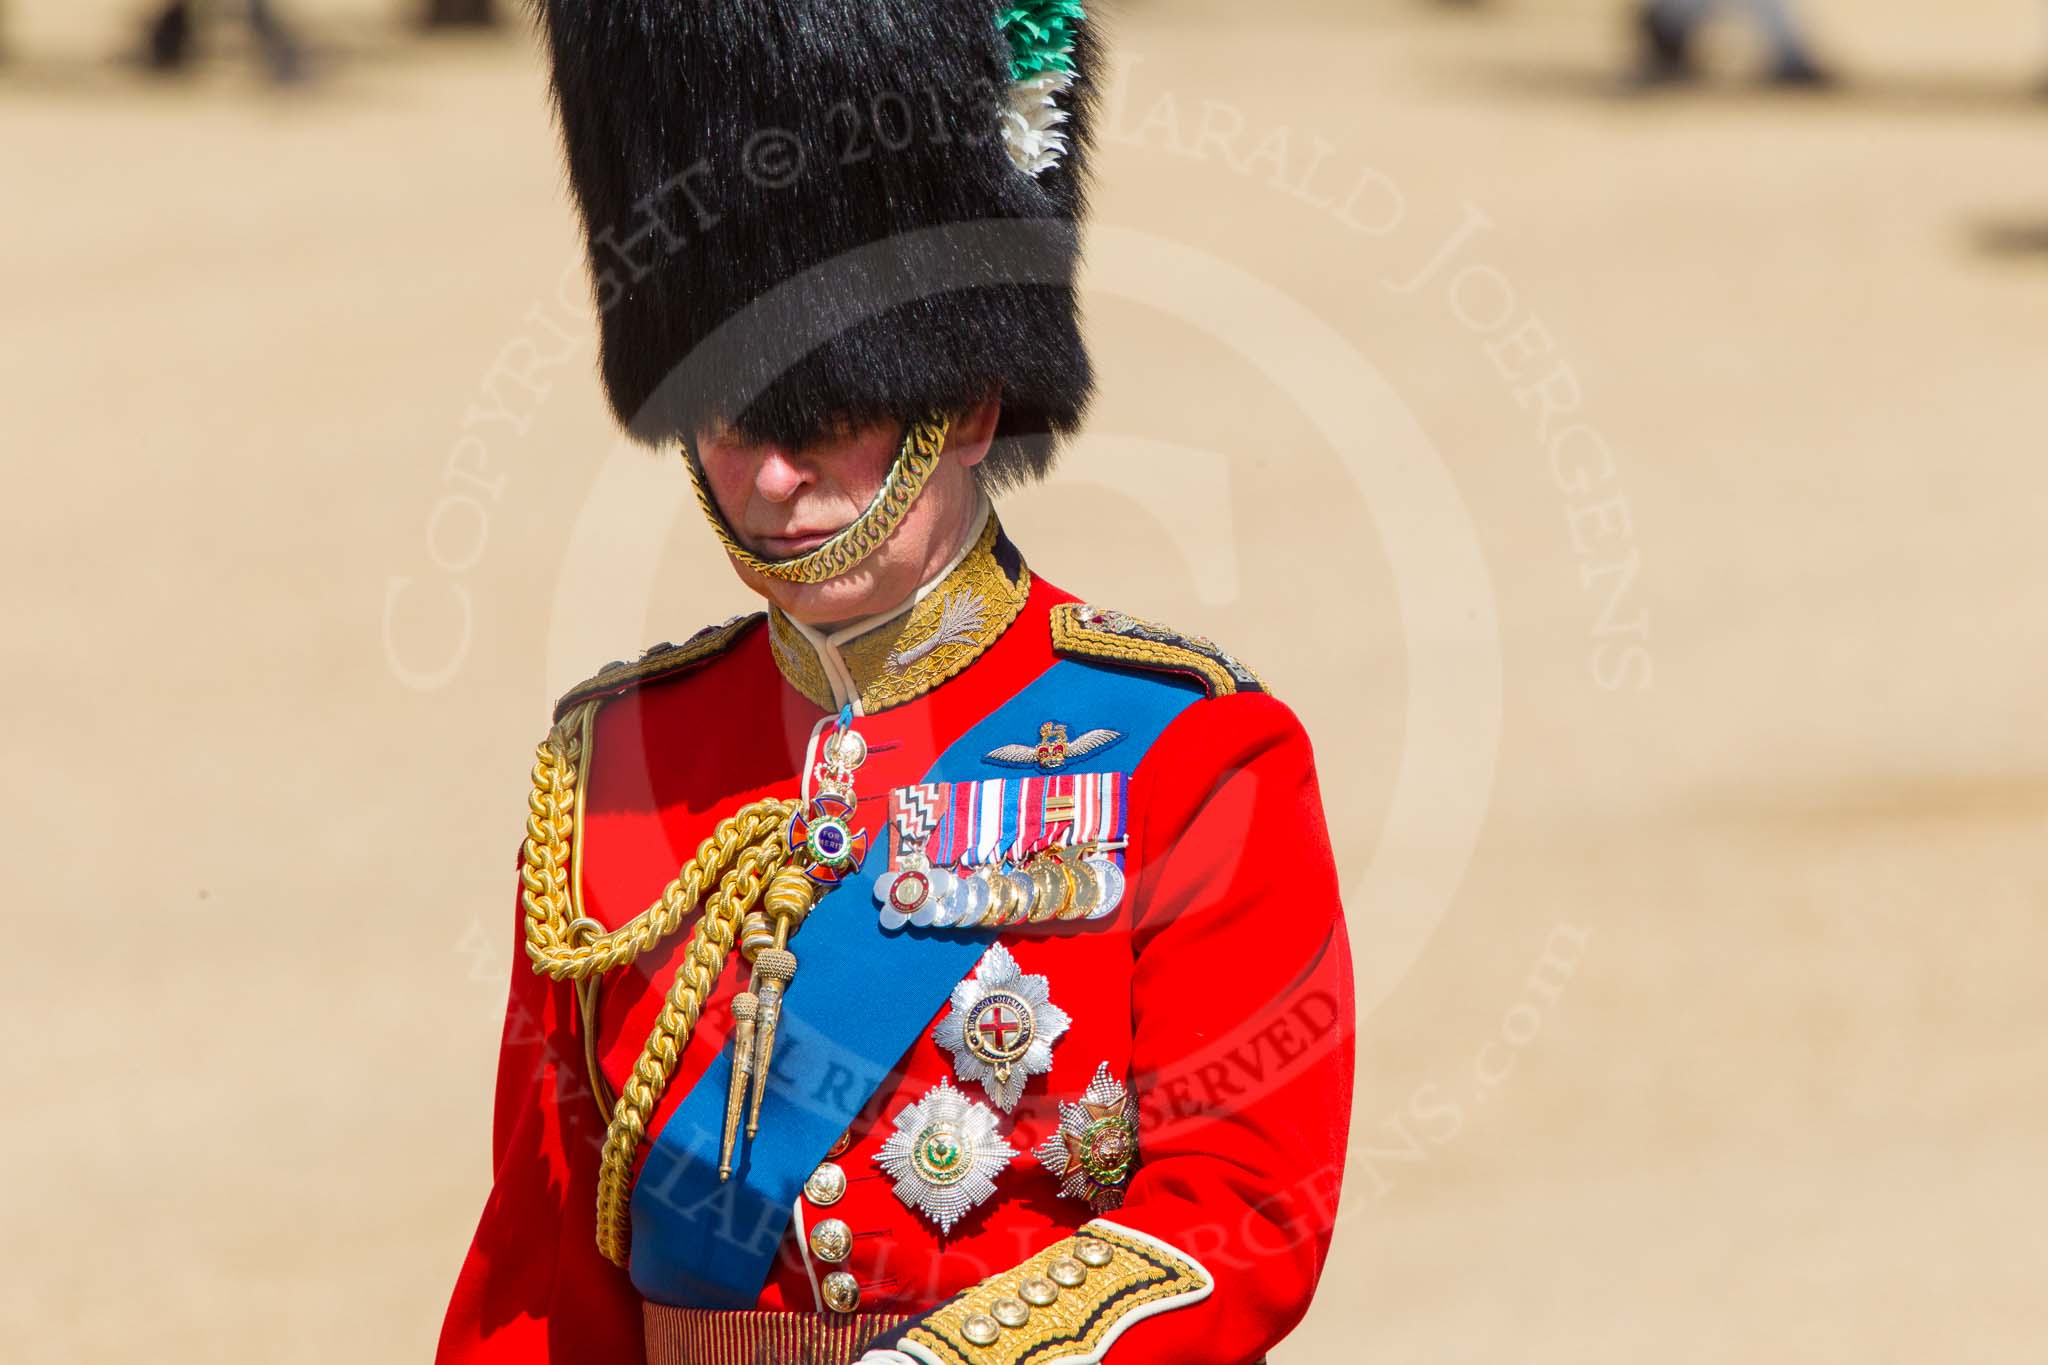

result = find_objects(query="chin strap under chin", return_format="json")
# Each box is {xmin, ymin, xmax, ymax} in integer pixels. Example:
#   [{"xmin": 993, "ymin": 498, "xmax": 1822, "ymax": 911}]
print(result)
[{"xmin": 683, "ymin": 413, "xmax": 952, "ymax": 586}]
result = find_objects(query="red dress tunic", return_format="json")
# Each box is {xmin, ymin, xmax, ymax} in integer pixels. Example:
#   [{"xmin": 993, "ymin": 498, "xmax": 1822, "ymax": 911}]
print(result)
[{"xmin": 437, "ymin": 527, "xmax": 1353, "ymax": 1365}]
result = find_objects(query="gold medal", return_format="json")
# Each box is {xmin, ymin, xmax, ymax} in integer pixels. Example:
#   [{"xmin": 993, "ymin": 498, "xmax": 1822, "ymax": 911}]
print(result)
[
  {"xmin": 1065, "ymin": 855, "xmax": 1102, "ymax": 919},
  {"xmin": 1026, "ymin": 856, "xmax": 1073, "ymax": 922},
  {"xmin": 982, "ymin": 868, "xmax": 1022, "ymax": 927},
  {"xmin": 999, "ymin": 868, "xmax": 1038, "ymax": 925}
]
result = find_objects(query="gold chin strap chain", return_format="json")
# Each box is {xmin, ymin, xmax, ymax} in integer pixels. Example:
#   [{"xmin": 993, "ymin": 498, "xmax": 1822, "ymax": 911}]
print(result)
[
  {"xmin": 522, "ymin": 701, "xmax": 835, "ymax": 1266},
  {"xmin": 684, "ymin": 412, "xmax": 951, "ymax": 585}
]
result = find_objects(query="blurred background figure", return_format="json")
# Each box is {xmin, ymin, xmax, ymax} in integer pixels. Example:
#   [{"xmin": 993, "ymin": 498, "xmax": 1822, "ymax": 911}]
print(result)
[
  {"xmin": 142, "ymin": 0, "xmax": 305, "ymax": 83},
  {"xmin": 1637, "ymin": 0, "xmax": 1830, "ymax": 86},
  {"xmin": 419, "ymin": 0, "xmax": 499, "ymax": 26}
]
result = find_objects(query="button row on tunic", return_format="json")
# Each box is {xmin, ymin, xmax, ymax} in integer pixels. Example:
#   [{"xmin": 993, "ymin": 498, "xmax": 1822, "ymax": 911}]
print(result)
[
  {"xmin": 808, "ymin": 1218, "xmax": 852, "ymax": 1265},
  {"xmin": 805, "ymin": 1148, "xmax": 857, "ymax": 1311},
  {"xmin": 803, "ymin": 1161, "xmax": 847, "ymax": 1207},
  {"xmin": 821, "ymin": 1270, "xmax": 861, "ymax": 1314}
]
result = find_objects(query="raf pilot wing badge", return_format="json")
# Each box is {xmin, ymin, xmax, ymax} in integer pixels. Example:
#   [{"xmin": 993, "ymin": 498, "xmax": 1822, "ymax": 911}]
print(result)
[{"xmin": 985, "ymin": 720, "xmax": 1123, "ymax": 771}]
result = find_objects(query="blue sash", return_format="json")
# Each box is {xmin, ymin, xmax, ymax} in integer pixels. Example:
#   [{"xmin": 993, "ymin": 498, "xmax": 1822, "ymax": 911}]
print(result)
[{"xmin": 629, "ymin": 659, "xmax": 1201, "ymax": 1306}]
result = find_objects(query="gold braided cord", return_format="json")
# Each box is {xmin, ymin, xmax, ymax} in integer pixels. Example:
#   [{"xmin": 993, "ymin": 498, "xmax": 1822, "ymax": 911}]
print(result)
[
  {"xmin": 576, "ymin": 973, "xmax": 615, "ymax": 1118},
  {"xmin": 594, "ymin": 832, "xmax": 792, "ymax": 1264},
  {"xmin": 520, "ymin": 700, "xmax": 799, "ymax": 982},
  {"xmin": 684, "ymin": 413, "xmax": 951, "ymax": 584},
  {"xmin": 519, "ymin": 698, "xmax": 812, "ymax": 1262}
]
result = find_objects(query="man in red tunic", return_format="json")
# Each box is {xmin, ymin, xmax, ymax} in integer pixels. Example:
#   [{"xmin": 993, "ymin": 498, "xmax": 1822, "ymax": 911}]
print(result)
[{"xmin": 437, "ymin": 6, "xmax": 1354, "ymax": 1364}]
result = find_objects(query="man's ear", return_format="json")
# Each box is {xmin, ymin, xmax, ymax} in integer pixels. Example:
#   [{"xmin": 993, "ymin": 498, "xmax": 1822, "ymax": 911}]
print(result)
[{"xmin": 944, "ymin": 392, "xmax": 1003, "ymax": 470}]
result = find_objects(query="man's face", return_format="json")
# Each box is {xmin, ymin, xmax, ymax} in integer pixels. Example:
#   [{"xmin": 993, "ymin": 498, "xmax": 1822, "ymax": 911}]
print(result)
[{"xmin": 695, "ymin": 399, "xmax": 998, "ymax": 627}]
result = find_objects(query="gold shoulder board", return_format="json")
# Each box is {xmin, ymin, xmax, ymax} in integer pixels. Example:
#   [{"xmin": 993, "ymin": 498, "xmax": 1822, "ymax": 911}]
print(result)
[
  {"xmin": 1049, "ymin": 603, "xmax": 1266, "ymax": 699},
  {"xmin": 552, "ymin": 612, "xmax": 764, "ymax": 720}
]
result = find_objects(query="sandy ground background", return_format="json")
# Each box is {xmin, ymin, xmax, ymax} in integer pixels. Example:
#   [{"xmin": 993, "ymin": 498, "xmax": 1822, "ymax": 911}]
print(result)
[{"xmin": 5, "ymin": 1, "xmax": 2046, "ymax": 1361}]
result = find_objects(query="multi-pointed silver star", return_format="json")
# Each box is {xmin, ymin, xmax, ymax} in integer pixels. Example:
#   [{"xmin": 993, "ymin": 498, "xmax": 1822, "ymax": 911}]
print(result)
[
  {"xmin": 1034, "ymin": 1061, "xmax": 1140, "ymax": 1213},
  {"xmin": 931, "ymin": 943, "xmax": 1071, "ymax": 1112},
  {"xmin": 875, "ymin": 1079, "xmax": 1015, "ymax": 1235}
]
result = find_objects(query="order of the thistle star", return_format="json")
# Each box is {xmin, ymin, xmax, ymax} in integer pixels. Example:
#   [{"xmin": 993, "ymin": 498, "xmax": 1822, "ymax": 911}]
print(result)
[
  {"xmin": 930, "ymin": 942, "xmax": 1070, "ymax": 1113},
  {"xmin": 876, "ymin": 1079, "xmax": 1016, "ymax": 1235}
]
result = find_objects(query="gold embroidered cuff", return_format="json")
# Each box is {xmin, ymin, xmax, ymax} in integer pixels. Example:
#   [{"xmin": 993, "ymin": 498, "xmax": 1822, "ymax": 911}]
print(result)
[{"xmin": 895, "ymin": 1220, "xmax": 1212, "ymax": 1365}]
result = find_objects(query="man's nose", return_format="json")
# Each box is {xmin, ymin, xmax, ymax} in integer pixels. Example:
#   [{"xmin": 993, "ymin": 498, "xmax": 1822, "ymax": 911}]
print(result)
[{"xmin": 753, "ymin": 447, "xmax": 810, "ymax": 503}]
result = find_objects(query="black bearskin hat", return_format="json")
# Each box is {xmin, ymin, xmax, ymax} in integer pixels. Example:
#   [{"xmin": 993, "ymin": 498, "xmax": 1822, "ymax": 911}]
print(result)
[{"xmin": 536, "ymin": 1, "xmax": 1101, "ymax": 487}]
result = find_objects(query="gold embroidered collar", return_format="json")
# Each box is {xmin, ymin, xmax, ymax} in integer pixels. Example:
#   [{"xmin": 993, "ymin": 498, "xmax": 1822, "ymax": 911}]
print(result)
[{"xmin": 768, "ymin": 504, "xmax": 1031, "ymax": 714}]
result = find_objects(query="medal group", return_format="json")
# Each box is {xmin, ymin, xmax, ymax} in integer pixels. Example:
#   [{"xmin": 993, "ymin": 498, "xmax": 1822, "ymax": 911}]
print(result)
[
  {"xmin": 814, "ymin": 721, "xmax": 1142, "ymax": 1237},
  {"xmin": 879, "ymin": 942, "xmax": 1141, "ymax": 1235},
  {"xmin": 872, "ymin": 769, "xmax": 1129, "ymax": 932}
]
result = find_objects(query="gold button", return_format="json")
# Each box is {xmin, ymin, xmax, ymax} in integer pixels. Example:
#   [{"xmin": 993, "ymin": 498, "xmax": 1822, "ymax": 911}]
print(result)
[
  {"xmin": 961, "ymin": 1313, "xmax": 1001, "ymax": 1346},
  {"xmin": 825, "ymin": 1129, "xmax": 853, "ymax": 1159},
  {"xmin": 991, "ymin": 1297, "xmax": 1030, "ymax": 1329},
  {"xmin": 803, "ymin": 1162, "xmax": 847, "ymax": 1207},
  {"xmin": 1075, "ymin": 1237, "xmax": 1113, "ymax": 1268},
  {"xmin": 1019, "ymin": 1275, "xmax": 1059, "ymax": 1306},
  {"xmin": 820, "ymin": 1270, "xmax": 861, "ymax": 1314},
  {"xmin": 808, "ymin": 1218, "xmax": 852, "ymax": 1265},
  {"xmin": 1048, "ymin": 1256, "xmax": 1087, "ymax": 1287}
]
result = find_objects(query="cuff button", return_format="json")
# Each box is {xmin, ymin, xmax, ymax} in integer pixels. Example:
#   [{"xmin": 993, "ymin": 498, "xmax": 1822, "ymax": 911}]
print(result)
[
  {"xmin": 1019, "ymin": 1275, "xmax": 1060, "ymax": 1307},
  {"xmin": 1048, "ymin": 1256, "xmax": 1087, "ymax": 1287}
]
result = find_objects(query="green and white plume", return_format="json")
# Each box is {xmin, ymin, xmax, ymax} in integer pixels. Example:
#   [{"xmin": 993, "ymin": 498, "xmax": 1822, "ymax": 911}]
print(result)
[{"xmin": 996, "ymin": 1, "xmax": 1085, "ymax": 177}]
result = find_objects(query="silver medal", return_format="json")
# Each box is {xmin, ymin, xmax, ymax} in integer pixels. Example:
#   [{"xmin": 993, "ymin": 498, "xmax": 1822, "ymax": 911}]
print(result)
[
  {"xmin": 1082, "ymin": 855, "xmax": 1125, "ymax": 920},
  {"xmin": 875, "ymin": 866, "xmax": 929, "ymax": 930},
  {"xmin": 878, "ymin": 862, "xmax": 954, "ymax": 930},
  {"xmin": 909, "ymin": 867, "xmax": 956, "ymax": 928},
  {"xmin": 935, "ymin": 868, "xmax": 990, "ymax": 928},
  {"xmin": 874, "ymin": 869, "xmax": 910, "ymax": 930}
]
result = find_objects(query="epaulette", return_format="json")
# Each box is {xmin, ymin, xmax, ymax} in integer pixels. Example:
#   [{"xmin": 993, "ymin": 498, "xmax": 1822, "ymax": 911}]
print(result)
[
  {"xmin": 1049, "ymin": 602, "xmax": 1267, "ymax": 698},
  {"xmin": 552, "ymin": 612, "xmax": 764, "ymax": 721}
]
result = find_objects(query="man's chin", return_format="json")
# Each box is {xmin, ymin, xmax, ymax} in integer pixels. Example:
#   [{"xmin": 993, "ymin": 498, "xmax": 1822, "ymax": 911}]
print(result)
[
  {"xmin": 751, "ymin": 531, "xmax": 838, "ymax": 558},
  {"xmin": 737, "ymin": 562, "xmax": 894, "ymax": 629}
]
